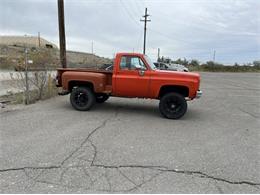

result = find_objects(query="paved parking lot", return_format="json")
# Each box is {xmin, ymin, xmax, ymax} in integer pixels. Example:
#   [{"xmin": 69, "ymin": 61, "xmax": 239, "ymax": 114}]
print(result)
[{"xmin": 0, "ymin": 72, "xmax": 259, "ymax": 193}]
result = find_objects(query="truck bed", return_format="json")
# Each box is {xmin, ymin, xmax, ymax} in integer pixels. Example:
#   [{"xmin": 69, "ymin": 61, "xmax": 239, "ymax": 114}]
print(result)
[
  {"xmin": 56, "ymin": 68, "xmax": 113, "ymax": 93},
  {"xmin": 57, "ymin": 67, "xmax": 113, "ymax": 74}
]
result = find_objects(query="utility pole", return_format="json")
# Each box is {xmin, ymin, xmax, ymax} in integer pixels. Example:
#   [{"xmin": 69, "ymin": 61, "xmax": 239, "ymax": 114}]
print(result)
[
  {"xmin": 213, "ymin": 50, "xmax": 216, "ymax": 62},
  {"xmin": 38, "ymin": 32, "xmax": 41, "ymax": 48},
  {"xmin": 24, "ymin": 46, "xmax": 29, "ymax": 105},
  {"xmin": 91, "ymin": 41, "xmax": 94, "ymax": 54},
  {"xmin": 57, "ymin": 0, "xmax": 67, "ymax": 68},
  {"xmin": 140, "ymin": 8, "xmax": 151, "ymax": 55},
  {"xmin": 157, "ymin": 48, "xmax": 160, "ymax": 62}
]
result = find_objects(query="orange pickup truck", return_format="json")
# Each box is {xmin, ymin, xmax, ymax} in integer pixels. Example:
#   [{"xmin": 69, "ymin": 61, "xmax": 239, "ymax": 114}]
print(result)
[{"xmin": 56, "ymin": 53, "xmax": 202, "ymax": 119}]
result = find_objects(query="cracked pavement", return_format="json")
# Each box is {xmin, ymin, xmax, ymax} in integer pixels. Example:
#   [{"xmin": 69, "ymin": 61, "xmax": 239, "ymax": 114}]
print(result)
[{"xmin": 0, "ymin": 72, "xmax": 260, "ymax": 193}]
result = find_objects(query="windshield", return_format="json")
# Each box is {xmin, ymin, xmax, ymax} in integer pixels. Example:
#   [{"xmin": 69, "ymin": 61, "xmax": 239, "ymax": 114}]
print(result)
[{"xmin": 144, "ymin": 55, "xmax": 157, "ymax": 70}]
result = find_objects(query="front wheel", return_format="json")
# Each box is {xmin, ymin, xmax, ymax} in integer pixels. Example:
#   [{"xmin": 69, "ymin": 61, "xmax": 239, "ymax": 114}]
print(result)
[
  {"xmin": 159, "ymin": 92, "xmax": 187, "ymax": 119},
  {"xmin": 70, "ymin": 87, "xmax": 95, "ymax": 111}
]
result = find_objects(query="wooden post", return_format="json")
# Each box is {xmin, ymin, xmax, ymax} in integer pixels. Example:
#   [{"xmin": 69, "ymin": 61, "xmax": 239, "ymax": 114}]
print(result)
[{"xmin": 57, "ymin": 0, "xmax": 67, "ymax": 68}]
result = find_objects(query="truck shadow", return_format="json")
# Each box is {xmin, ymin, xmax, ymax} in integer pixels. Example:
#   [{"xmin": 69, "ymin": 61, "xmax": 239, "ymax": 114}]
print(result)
[
  {"xmin": 93, "ymin": 101, "xmax": 160, "ymax": 118},
  {"xmin": 62, "ymin": 99, "xmax": 202, "ymax": 120},
  {"xmin": 93, "ymin": 101, "xmax": 202, "ymax": 120}
]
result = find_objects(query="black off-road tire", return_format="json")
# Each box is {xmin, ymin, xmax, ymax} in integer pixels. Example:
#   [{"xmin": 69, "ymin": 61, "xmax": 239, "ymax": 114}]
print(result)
[
  {"xmin": 159, "ymin": 92, "xmax": 187, "ymax": 119},
  {"xmin": 70, "ymin": 87, "xmax": 95, "ymax": 111},
  {"xmin": 95, "ymin": 93, "xmax": 109, "ymax": 103}
]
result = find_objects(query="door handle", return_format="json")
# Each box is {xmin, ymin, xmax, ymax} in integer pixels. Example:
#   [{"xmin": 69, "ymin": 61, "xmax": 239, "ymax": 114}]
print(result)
[{"xmin": 138, "ymin": 70, "xmax": 145, "ymax": 76}]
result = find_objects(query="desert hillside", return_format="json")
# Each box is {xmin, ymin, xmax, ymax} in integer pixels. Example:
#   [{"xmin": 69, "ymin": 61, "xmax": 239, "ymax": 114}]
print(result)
[{"xmin": 0, "ymin": 36, "xmax": 112, "ymax": 70}]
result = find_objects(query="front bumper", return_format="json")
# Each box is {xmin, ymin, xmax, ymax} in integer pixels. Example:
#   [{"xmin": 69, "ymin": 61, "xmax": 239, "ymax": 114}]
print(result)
[{"xmin": 196, "ymin": 90, "xmax": 202, "ymax": 99}]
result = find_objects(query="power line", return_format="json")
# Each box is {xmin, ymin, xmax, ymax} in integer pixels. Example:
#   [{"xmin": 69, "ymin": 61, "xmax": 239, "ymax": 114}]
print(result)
[
  {"xmin": 128, "ymin": 0, "xmax": 141, "ymax": 17},
  {"xmin": 120, "ymin": 0, "xmax": 142, "ymax": 27},
  {"xmin": 119, "ymin": 0, "xmax": 143, "ymax": 51},
  {"xmin": 148, "ymin": 27, "xmax": 197, "ymax": 46},
  {"xmin": 119, "ymin": 1, "xmax": 257, "ymax": 58},
  {"xmin": 136, "ymin": 30, "xmax": 143, "ymax": 52},
  {"xmin": 136, "ymin": 0, "xmax": 144, "ymax": 13},
  {"xmin": 148, "ymin": 28, "xmax": 258, "ymax": 53}
]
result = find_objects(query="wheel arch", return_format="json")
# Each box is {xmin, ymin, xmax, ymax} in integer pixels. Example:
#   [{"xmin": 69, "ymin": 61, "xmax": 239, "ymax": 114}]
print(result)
[
  {"xmin": 68, "ymin": 80, "xmax": 94, "ymax": 92},
  {"xmin": 158, "ymin": 85, "xmax": 189, "ymax": 98}
]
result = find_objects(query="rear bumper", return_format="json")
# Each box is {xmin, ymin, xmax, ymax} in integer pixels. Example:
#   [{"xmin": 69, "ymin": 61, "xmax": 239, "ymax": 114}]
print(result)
[
  {"xmin": 196, "ymin": 90, "xmax": 202, "ymax": 99},
  {"xmin": 55, "ymin": 78, "xmax": 61, "ymax": 87},
  {"xmin": 58, "ymin": 90, "xmax": 69, "ymax": 96}
]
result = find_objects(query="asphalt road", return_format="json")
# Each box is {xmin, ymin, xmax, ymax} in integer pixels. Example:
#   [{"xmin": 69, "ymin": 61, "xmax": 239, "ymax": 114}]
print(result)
[{"xmin": 0, "ymin": 72, "xmax": 260, "ymax": 193}]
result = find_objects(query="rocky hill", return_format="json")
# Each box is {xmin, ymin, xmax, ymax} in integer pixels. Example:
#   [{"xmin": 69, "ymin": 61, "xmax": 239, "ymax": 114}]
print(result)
[{"xmin": 0, "ymin": 36, "xmax": 112, "ymax": 70}]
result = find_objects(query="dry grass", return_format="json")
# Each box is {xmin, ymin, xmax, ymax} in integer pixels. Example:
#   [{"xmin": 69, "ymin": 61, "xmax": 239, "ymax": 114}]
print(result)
[{"xmin": 0, "ymin": 74, "xmax": 58, "ymax": 105}]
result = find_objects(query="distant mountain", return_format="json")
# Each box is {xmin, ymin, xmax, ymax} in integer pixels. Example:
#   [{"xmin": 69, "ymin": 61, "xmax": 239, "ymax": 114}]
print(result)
[{"xmin": 0, "ymin": 35, "xmax": 57, "ymax": 49}]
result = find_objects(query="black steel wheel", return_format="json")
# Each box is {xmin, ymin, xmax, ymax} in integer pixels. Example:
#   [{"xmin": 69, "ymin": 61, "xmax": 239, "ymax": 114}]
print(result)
[
  {"xmin": 159, "ymin": 92, "xmax": 187, "ymax": 119},
  {"xmin": 70, "ymin": 87, "xmax": 95, "ymax": 111}
]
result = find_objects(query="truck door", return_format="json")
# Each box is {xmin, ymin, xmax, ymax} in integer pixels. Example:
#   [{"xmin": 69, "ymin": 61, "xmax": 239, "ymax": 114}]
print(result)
[{"xmin": 114, "ymin": 56, "xmax": 150, "ymax": 98}]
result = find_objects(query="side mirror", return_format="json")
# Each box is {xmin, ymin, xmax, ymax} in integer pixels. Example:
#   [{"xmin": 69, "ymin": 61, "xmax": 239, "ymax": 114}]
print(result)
[
  {"xmin": 135, "ymin": 64, "xmax": 146, "ymax": 70},
  {"xmin": 135, "ymin": 64, "xmax": 142, "ymax": 69},
  {"xmin": 138, "ymin": 69, "xmax": 145, "ymax": 76}
]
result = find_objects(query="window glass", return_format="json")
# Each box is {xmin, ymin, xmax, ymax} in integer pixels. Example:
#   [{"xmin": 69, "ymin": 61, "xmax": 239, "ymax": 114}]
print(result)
[
  {"xmin": 144, "ymin": 55, "xmax": 157, "ymax": 70},
  {"xmin": 120, "ymin": 56, "xmax": 147, "ymax": 70},
  {"xmin": 120, "ymin": 56, "xmax": 127, "ymax": 70}
]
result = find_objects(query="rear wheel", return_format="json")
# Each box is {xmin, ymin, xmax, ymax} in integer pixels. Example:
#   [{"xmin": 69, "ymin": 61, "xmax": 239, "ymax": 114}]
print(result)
[
  {"xmin": 70, "ymin": 86, "xmax": 95, "ymax": 111},
  {"xmin": 96, "ymin": 93, "xmax": 109, "ymax": 103},
  {"xmin": 159, "ymin": 92, "xmax": 187, "ymax": 119}
]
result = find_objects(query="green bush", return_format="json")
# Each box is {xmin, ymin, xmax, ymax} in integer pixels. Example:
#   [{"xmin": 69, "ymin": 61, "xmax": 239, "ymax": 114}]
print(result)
[{"xmin": 190, "ymin": 64, "xmax": 260, "ymax": 72}]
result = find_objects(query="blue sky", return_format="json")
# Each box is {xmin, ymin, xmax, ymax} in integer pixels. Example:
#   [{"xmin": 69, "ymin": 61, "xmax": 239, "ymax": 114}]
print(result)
[{"xmin": 0, "ymin": 0, "xmax": 259, "ymax": 64}]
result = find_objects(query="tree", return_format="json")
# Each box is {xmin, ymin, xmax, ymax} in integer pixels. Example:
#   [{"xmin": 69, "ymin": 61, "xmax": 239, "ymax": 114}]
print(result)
[
  {"xmin": 10, "ymin": 47, "xmax": 30, "ymax": 104},
  {"xmin": 182, "ymin": 58, "xmax": 188, "ymax": 66},
  {"xmin": 164, "ymin": 58, "xmax": 171, "ymax": 64},
  {"xmin": 159, "ymin": 56, "xmax": 165, "ymax": 63},
  {"xmin": 206, "ymin": 61, "xmax": 215, "ymax": 66},
  {"xmin": 174, "ymin": 58, "xmax": 182, "ymax": 65},
  {"xmin": 172, "ymin": 58, "xmax": 188, "ymax": 66},
  {"xmin": 29, "ymin": 49, "xmax": 56, "ymax": 70},
  {"xmin": 28, "ymin": 49, "xmax": 54, "ymax": 99},
  {"xmin": 253, "ymin": 60, "xmax": 260, "ymax": 68},
  {"xmin": 10, "ymin": 48, "xmax": 56, "ymax": 103},
  {"xmin": 190, "ymin": 59, "xmax": 199, "ymax": 66}
]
